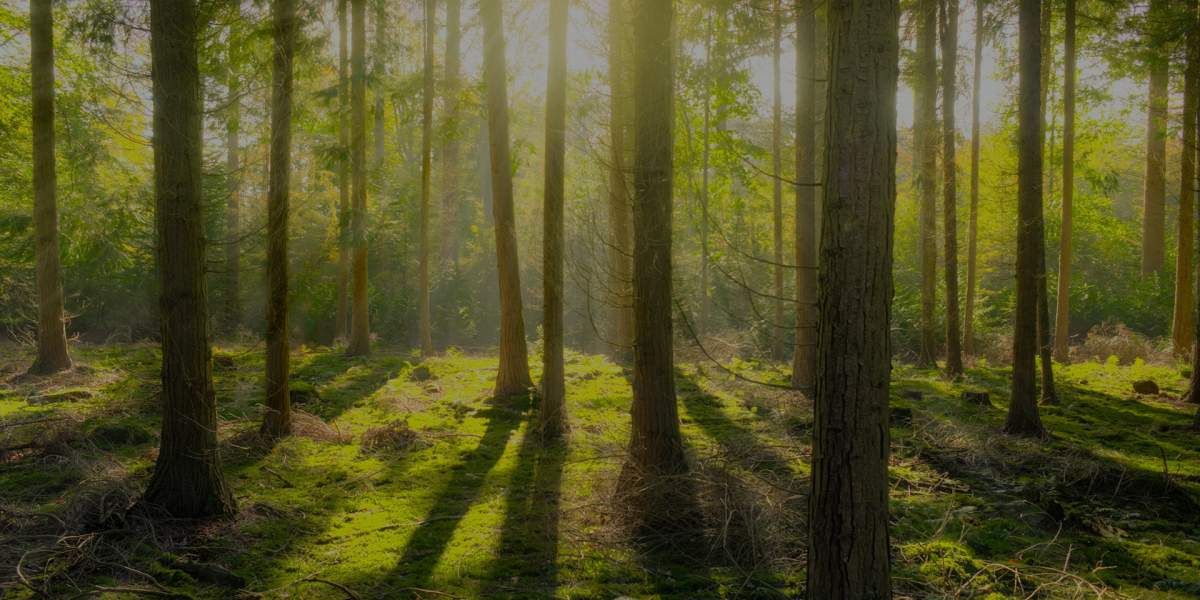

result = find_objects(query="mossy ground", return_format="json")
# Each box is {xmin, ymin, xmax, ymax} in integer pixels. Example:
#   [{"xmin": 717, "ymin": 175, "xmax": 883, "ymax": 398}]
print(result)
[{"xmin": 2, "ymin": 343, "xmax": 1199, "ymax": 598}]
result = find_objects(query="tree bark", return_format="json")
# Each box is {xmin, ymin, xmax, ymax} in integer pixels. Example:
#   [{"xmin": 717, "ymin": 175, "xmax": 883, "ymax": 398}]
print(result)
[
  {"xmin": 439, "ymin": 0, "xmax": 462, "ymax": 268},
  {"xmin": 221, "ymin": 1, "xmax": 242, "ymax": 337},
  {"xmin": 940, "ymin": 0, "xmax": 963, "ymax": 378},
  {"xmin": 806, "ymin": 0, "xmax": 897, "ymax": 595},
  {"xmin": 700, "ymin": 18, "xmax": 711, "ymax": 334},
  {"xmin": 1142, "ymin": 0, "xmax": 1169, "ymax": 277},
  {"xmin": 541, "ymin": 0, "xmax": 568, "ymax": 439},
  {"xmin": 144, "ymin": 0, "xmax": 236, "ymax": 518},
  {"xmin": 771, "ymin": 0, "xmax": 785, "ymax": 361},
  {"xmin": 792, "ymin": 0, "xmax": 817, "ymax": 391},
  {"xmin": 1036, "ymin": 0, "xmax": 1056, "ymax": 405},
  {"xmin": 965, "ymin": 0, "xmax": 984, "ymax": 358},
  {"xmin": 1053, "ymin": 0, "xmax": 1075, "ymax": 362},
  {"xmin": 481, "ymin": 0, "xmax": 533, "ymax": 396},
  {"xmin": 29, "ymin": 0, "xmax": 71, "ymax": 375},
  {"xmin": 419, "ymin": 0, "xmax": 435, "ymax": 356},
  {"xmin": 335, "ymin": 0, "xmax": 350, "ymax": 342},
  {"xmin": 1174, "ymin": 0, "xmax": 1198, "ymax": 356},
  {"xmin": 347, "ymin": 0, "xmax": 371, "ymax": 356},
  {"xmin": 916, "ymin": 0, "xmax": 939, "ymax": 368},
  {"xmin": 1007, "ymin": 0, "xmax": 1047, "ymax": 438},
  {"xmin": 607, "ymin": 0, "xmax": 634, "ymax": 357},
  {"xmin": 373, "ymin": 1, "xmax": 385, "ymax": 173},
  {"xmin": 261, "ymin": 0, "xmax": 295, "ymax": 438}
]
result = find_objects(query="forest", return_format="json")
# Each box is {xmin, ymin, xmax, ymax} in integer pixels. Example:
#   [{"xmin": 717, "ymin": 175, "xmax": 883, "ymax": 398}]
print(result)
[{"xmin": 2, "ymin": 0, "xmax": 1200, "ymax": 598}]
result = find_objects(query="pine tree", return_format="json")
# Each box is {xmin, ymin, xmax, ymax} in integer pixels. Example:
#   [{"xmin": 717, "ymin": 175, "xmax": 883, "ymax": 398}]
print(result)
[
  {"xmin": 941, "ymin": 0, "xmax": 963, "ymax": 378},
  {"xmin": 1173, "ymin": 0, "xmax": 1198, "ymax": 356},
  {"xmin": 334, "ymin": 0, "xmax": 350, "ymax": 341},
  {"xmin": 1053, "ymin": 0, "xmax": 1076, "ymax": 362},
  {"xmin": 419, "ymin": 0, "xmax": 435, "ymax": 356},
  {"xmin": 792, "ymin": 0, "xmax": 817, "ymax": 391},
  {"xmin": 540, "ymin": 0, "xmax": 568, "ymax": 439},
  {"xmin": 607, "ymin": 0, "xmax": 634, "ymax": 356},
  {"xmin": 916, "ymin": 0, "xmax": 939, "ymax": 367},
  {"xmin": 347, "ymin": 0, "xmax": 371, "ymax": 356}
]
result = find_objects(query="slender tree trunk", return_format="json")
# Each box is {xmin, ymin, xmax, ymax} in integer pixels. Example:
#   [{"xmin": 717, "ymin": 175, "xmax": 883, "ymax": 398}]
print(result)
[
  {"xmin": 29, "ymin": 0, "xmax": 71, "ymax": 375},
  {"xmin": 806, "ymin": 0, "xmax": 897, "ymax": 595},
  {"xmin": 143, "ymin": 0, "xmax": 235, "ymax": 518},
  {"xmin": 916, "ymin": 0, "xmax": 939, "ymax": 367},
  {"xmin": 1053, "ymin": 0, "xmax": 1075, "ymax": 362},
  {"xmin": 771, "ymin": 0, "xmax": 785, "ymax": 361},
  {"xmin": 335, "ymin": 0, "xmax": 350, "ymax": 341},
  {"xmin": 1007, "ymin": 0, "xmax": 1046, "ymax": 437},
  {"xmin": 1185, "ymin": 0, "xmax": 1200, "ymax": 406},
  {"xmin": 792, "ymin": 0, "xmax": 816, "ymax": 391},
  {"xmin": 481, "ymin": 0, "xmax": 533, "ymax": 396},
  {"xmin": 347, "ymin": 0, "xmax": 371, "ymax": 356},
  {"xmin": 965, "ymin": 0, "xmax": 984, "ymax": 358},
  {"xmin": 1035, "ymin": 0, "xmax": 1057, "ymax": 405},
  {"xmin": 373, "ymin": 1, "xmax": 385, "ymax": 173},
  {"xmin": 607, "ymin": 0, "xmax": 634, "ymax": 356},
  {"xmin": 222, "ymin": 3, "xmax": 242, "ymax": 337},
  {"xmin": 1174, "ymin": 0, "xmax": 1198, "ymax": 356},
  {"xmin": 698, "ymin": 17, "xmax": 713, "ymax": 334},
  {"xmin": 940, "ymin": 0, "xmax": 963, "ymax": 378},
  {"xmin": 419, "ymin": 0, "xmax": 435, "ymax": 356},
  {"xmin": 261, "ymin": 0, "xmax": 295, "ymax": 438},
  {"xmin": 541, "ymin": 0, "xmax": 568, "ymax": 439},
  {"xmin": 439, "ymin": 0, "xmax": 462, "ymax": 268},
  {"xmin": 1143, "ymin": 0, "xmax": 1169, "ymax": 277}
]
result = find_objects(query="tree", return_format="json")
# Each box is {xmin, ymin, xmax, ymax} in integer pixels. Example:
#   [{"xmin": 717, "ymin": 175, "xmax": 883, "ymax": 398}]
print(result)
[
  {"xmin": 261, "ymin": 0, "xmax": 296, "ymax": 438},
  {"xmin": 771, "ymin": 0, "xmax": 785, "ymax": 361},
  {"xmin": 335, "ymin": 0, "xmax": 350, "ymax": 341},
  {"xmin": 792, "ymin": 0, "xmax": 817, "ymax": 391},
  {"xmin": 143, "ymin": 0, "xmax": 236, "ymax": 518},
  {"xmin": 1006, "ymin": 0, "xmax": 1047, "ymax": 438},
  {"xmin": 439, "ymin": 0, "xmax": 462, "ymax": 267},
  {"xmin": 965, "ymin": 0, "xmax": 986, "ymax": 357},
  {"xmin": 1035, "ymin": 0, "xmax": 1057, "ymax": 406},
  {"xmin": 221, "ymin": 0, "xmax": 242, "ymax": 336},
  {"xmin": 347, "ymin": 0, "xmax": 370, "ymax": 356},
  {"xmin": 940, "ymin": 0, "xmax": 963, "ymax": 378},
  {"xmin": 1142, "ymin": 0, "xmax": 1169, "ymax": 276},
  {"xmin": 481, "ymin": 0, "xmax": 533, "ymax": 396},
  {"xmin": 1173, "ymin": 0, "xmax": 1199, "ymax": 356},
  {"xmin": 541, "ymin": 0, "xmax": 568, "ymax": 439},
  {"xmin": 806, "ymin": 0, "xmax": 897, "ymax": 595},
  {"xmin": 607, "ymin": 0, "xmax": 634, "ymax": 356},
  {"xmin": 1053, "ymin": 0, "xmax": 1076, "ymax": 362},
  {"xmin": 916, "ymin": 0, "xmax": 939, "ymax": 367},
  {"xmin": 699, "ymin": 15, "xmax": 712, "ymax": 335},
  {"xmin": 419, "ymin": 0, "xmax": 435, "ymax": 356},
  {"xmin": 28, "ymin": 0, "xmax": 71, "ymax": 375}
]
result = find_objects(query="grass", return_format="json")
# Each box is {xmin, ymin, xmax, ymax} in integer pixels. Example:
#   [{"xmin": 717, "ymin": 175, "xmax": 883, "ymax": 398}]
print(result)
[{"xmin": 1, "ymin": 343, "xmax": 1199, "ymax": 598}]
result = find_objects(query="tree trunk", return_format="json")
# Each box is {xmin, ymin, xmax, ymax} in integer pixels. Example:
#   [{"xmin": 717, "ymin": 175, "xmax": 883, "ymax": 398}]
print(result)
[
  {"xmin": 700, "ymin": 19, "xmax": 711, "ymax": 333},
  {"xmin": 916, "ymin": 0, "xmax": 939, "ymax": 368},
  {"xmin": 481, "ymin": 0, "xmax": 533, "ymax": 396},
  {"xmin": 261, "ymin": 0, "xmax": 295, "ymax": 439},
  {"xmin": 335, "ymin": 0, "xmax": 350, "ymax": 342},
  {"xmin": 373, "ymin": 1, "xmax": 385, "ymax": 173},
  {"xmin": 222, "ymin": 3, "xmax": 242, "ymax": 337},
  {"xmin": 607, "ymin": 0, "xmax": 634, "ymax": 357},
  {"xmin": 347, "ymin": 0, "xmax": 371, "ymax": 356},
  {"xmin": 29, "ymin": 0, "xmax": 71, "ymax": 375},
  {"xmin": 1174, "ymin": 0, "xmax": 1198, "ymax": 356},
  {"xmin": 1007, "ymin": 0, "xmax": 1046, "ymax": 438},
  {"xmin": 940, "ymin": 0, "xmax": 963, "ymax": 378},
  {"xmin": 1142, "ymin": 0, "xmax": 1169, "ymax": 277},
  {"xmin": 965, "ymin": 0, "xmax": 984, "ymax": 358},
  {"xmin": 541, "ymin": 0, "xmax": 568, "ymax": 439},
  {"xmin": 792, "ymin": 0, "xmax": 817, "ymax": 391},
  {"xmin": 806, "ymin": 0, "xmax": 897, "ymax": 595},
  {"xmin": 439, "ymin": 0, "xmax": 462, "ymax": 268},
  {"xmin": 1036, "ymin": 0, "xmax": 1057, "ymax": 405},
  {"xmin": 143, "ymin": 0, "xmax": 236, "ymax": 518},
  {"xmin": 771, "ymin": 0, "xmax": 785, "ymax": 361},
  {"xmin": 1053, "ymin": 0, "xmax": 1075, "ymax": 362},
  {"xmin": 419, "ymin": 0, "xmax": 435, "ymax": 356}
]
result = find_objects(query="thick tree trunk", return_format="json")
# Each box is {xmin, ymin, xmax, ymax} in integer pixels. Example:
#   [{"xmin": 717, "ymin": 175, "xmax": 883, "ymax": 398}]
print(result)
[
  {"xmin": 771, "ymin": 0, "xmax": 785, "ymax": 361},
  {"xmin": 916, "ymin": 0, "xmax": 939, "ymax": 368},
  {"xmin": 806, "ymin": 0, "xmax": 897, "ymax": 595},
  {"xmin": 541, "ymin": 0, "xmax": 568, "ymax": 439},
  {"xmin": 419, "ymin": 0, "xmax": 435, "ymax": 356},
  {"xmin": 144, "ymin": 0, "xmax": 235, "ymax": 518},
  {"xmin": 439, "ymin": 0, "xmax": 462, "ymax": 268},
  {"xmin": 940, "ymin": 0, "xmax": 963, "ymax": 378},
  {"xmin": 1053, "ymin": 0, "xmax": 1075, "ymax": 362},
  {"xmin": 261, "ymin": 0, "xmax": 295, "ymax": 438},
  {"xmin": 1174, "ymin": 0, "xmax": 1198, "ymax": 356},
  {"xmin": 792, "ymin": 0, "xmax": 816, "ymax": 391},
  {"xmin": 607, "ymin": 0, "xmax": 634, "ymax": 357},
  {"xmin": 965, "ymin": 0, "xmax": 984, "ymax": 358},
  {"xmin": 481, "ymin": 0, "xmax": 533, "ymax": 396},
  {"xmin": 1143, "ymin": 0, "xmax": 1169, "ymax": 277},
  {"xmin": 335, "ymin": 0, "xmax": 350, "ymax": 342},
  {"xmin": 1007, "ymin": 0, "xmax": 1046, "ymax": 438},
  {"xmin": 222, "ymin": 3, "xmax": 242, "ymax": 337},
  {"xmin": 29, "ymin": 0, "xmax": 71, "ymax": 375},
  {"xmin": 347, "ymin": 0, "xmax": 371, "ymax": 356}
]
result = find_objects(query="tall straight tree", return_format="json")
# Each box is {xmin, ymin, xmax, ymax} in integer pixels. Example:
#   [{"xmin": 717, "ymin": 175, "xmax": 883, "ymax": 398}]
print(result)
[
  {"xmin": 418, "ymin": 0, "xmax": 434, "ymax": 356},
  {"xmin": 222, "ymin": 1, "xmax": 242, "ymax": 335},
  {"xmin": 792, "ymin": 0, "xmax": 817, "ymax": 391},
  {"xmin": 1173, "ymin": 0, "xmax": 1199, "ymax": 356},
  {"xmin": 541, "ymin": 0, "xmax": 568, "ymax": 439},
  {"xmin": 620, "ymin": 0, "xmax": 689, "ymax": 527},
  {"xmin": 770, "ymin": 0, "xmax": 785, "ymax": 360},
  {"xmin": 347, "ymin": 0, "xmax": 370, "ymax": 356},
  {"xmin": 1053, "ymin": 0, "xmax": 1076, "ymax": 362},
  {"xmin": 806, "ymin": 0, "xmax": 897, "ymax": 594},
  {"xmin": 261, "ymin": 0, "xmax": 296, "ymax": 438},
  {"xmin": 916, "ymin": 0, "xmax": 939, "ymax": 367},
  {"xmin": 607, "ymin": 0, "xmax": 634, "ymax": 355},
  {"xmin": 143, "ymin": 0, "xmax": 235, "ymax": 518},
  {"xmin": 1142, "ymin": 0, "xmax": 1170, "ymax": 276},
  {"xmin": 965, "ymin": 0, "xmax": 986, "ymax": 357},
  {"xmin": 1007, "ymin": 0, "xmax": 1047, "ymax": 438},
  {"xmin": 1034, "ymin": 0, "xmax": 1056, "ymax": 405},
  {"xmin": 372, "ymin": 1, "xmax": 386, "ymax": 171},
  {"xmin": 29, "ymin": 0, "xmax": 71, "ymax": 375},
  {"xmin": 335, "ymin": 0, "xmax": 350, "ymax": 341},
  {"xmin": 481, "ymin": 0, "xmax": 533, "ymax": 396},
  {"xmin": 439, "ymin": 0, "xmax": 462, "ymax": 267},
  {"xmin": 940, "ymin": 0, "xmax": 963, "ymax": 377},
  {"xmin": 699, "ymin": 16, "xmax": 713, "ymax": 334}
]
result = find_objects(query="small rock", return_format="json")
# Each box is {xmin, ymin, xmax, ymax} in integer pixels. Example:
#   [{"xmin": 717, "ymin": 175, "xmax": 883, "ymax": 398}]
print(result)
[
  {"xmin": 409, "ymin": 365, "xmax": 435, "ymax": 382},
  {"xmin": 901, "ymin": 390, "xmax": 923, "ymax": 401},
  {"xmin": 890, "ymin": 407, "xmax": 914, "ymax": 426},
  {"xmin": 1132, "ymin": 380, "xmax": 1160, "ymax": 395},
  {"xmin": 962, "ymin": 391, "xmax": 991, "ymax": 407}
]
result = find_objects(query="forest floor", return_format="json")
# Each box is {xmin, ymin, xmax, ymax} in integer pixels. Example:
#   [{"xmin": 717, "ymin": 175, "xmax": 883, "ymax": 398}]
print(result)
[{"xmin": 1, "ymin": 343, "xmax": 1199, "ymax": 599}]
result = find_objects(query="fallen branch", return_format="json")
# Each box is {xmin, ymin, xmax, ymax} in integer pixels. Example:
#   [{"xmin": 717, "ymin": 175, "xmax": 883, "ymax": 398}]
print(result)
[{"xmin": 301, "ymin": 576, "xmax": 360, "ymax": 599}]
